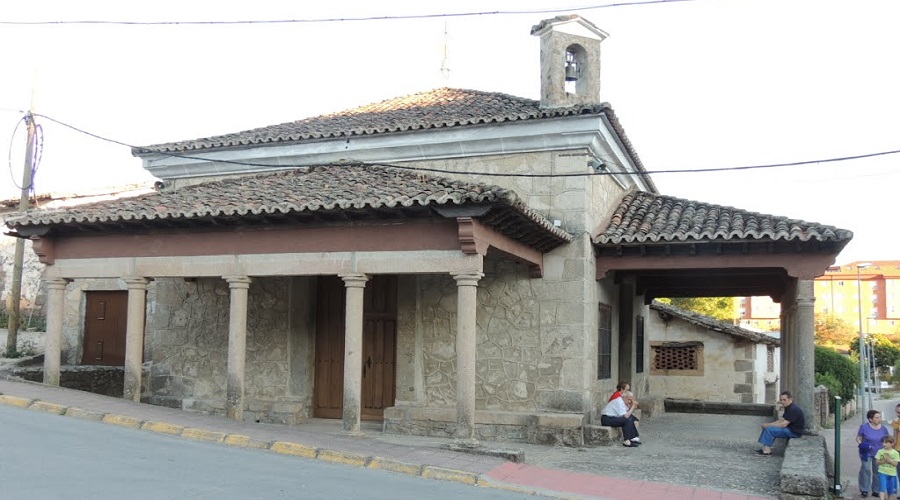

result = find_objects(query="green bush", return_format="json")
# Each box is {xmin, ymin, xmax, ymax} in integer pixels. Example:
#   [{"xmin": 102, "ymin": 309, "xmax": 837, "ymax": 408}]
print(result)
[
  {"xmin": 815, "ymin": 372, "xmax": 842, "ymax": 412},
  {"xmin": 815, "ymin": 345, "xmax": 858, "ymax": 402},
  {"xmin": 0, "ymin": 309, "xmax": 46, "ymax": 331}
]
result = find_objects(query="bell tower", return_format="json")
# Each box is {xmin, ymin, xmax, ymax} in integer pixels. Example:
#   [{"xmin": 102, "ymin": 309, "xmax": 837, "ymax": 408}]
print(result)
[{"xmin": 531, "ymin": 15, "xmax": 608, "ymax": 108}]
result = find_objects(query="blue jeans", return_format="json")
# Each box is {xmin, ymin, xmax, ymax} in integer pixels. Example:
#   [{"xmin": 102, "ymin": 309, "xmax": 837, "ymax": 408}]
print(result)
[
  {"xmin": 859, "ymin": 456, "xmax": 880, "ymax": 494},
  {"xmin": 758, "ymin": 426, "xmax": 799, "ymax": 447}
]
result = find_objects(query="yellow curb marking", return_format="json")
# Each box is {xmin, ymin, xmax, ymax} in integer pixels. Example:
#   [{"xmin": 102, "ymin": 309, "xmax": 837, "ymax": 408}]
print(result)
[
  {"xmin": 270, "ymin": 441, "xmax": 319, "ymax": 458},
  {"xmin": 317, "ymin": 449, "xmax": 369, "ymax": 467},
  {"xmin": 367, "ymin": 457, "xmax": 423, "ymax": 476},
  {"xmin": 182, "ymin": 428, "xmax": 226, "ymax": 443},
  {"xmin": 421, "ymin": 466, "xmax": 479, "ymax": 485},
  {"xmin": 142, "ymin": 421, "xmax": 185, "ymax": 435},
  {"xmin": 64, "ymin": 407, "xmax": 105, "ymax": 421},
  {"xmin": 0, "ymin": 395, "xmax": 34, "ymax": 408},
  {"xmin": 29, "ymin": 401, "xmax": 69, "ymax": 415},
  {"xmin": 102, "ymin": 414, "xmax": 144, "ymax": 428},
  {"xmin": 222, "ymin": 434, "xmax": 270, "ymax": 449}
]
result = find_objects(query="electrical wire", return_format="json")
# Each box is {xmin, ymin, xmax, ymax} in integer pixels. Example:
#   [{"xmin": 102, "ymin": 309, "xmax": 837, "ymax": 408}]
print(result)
[
  {"xmin": 0, "ymin": 0, "xmax": 694, "ymax": 26},
  {"xmin": 30, "ymin": 111, "xmax": 900, "ymax": 179},
  {"xmin": 7, "ymin": 115, "xmax": 26, "ymax": 190}
]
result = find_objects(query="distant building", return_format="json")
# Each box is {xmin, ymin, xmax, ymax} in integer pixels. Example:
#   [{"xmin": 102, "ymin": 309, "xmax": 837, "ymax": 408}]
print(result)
[{"xmin": 737, "ymin": 261, "xmax": 900, "ymax": 335}]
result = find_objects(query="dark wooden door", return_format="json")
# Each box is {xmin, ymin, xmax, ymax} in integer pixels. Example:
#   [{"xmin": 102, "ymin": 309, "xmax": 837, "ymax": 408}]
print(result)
[
  {"xmin": 314, "ymin": 275, "xmax": 397, "ymax": 420},
  {"xmin": 82, "ymin": 291, "xmax": 128, "ymax": 366}
]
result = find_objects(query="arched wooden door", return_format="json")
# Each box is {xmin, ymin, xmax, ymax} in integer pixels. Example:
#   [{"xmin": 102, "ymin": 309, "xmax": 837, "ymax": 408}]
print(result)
[{"xmin": 313, "ymin": 275, "xmax": 397, "ymax": 420}]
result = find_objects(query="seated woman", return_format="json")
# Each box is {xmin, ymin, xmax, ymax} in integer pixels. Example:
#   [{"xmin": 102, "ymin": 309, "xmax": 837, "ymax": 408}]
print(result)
[
  {"xmin": 609, "ymin": 380, "xmax": 630, "ymax": 402},
  {"xmin": 600, "ymin": 390, "xmax": 641, "ymax": 447}
]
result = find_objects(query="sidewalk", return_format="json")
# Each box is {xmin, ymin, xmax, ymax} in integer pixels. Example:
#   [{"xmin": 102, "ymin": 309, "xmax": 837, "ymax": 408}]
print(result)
[
  {"xmin": 0, "ymin": 377, "xmax": 778, "ymax": 500},
  {"xmin": 823, "ymin": 397, "xmax": 900, "ymax": 498}
]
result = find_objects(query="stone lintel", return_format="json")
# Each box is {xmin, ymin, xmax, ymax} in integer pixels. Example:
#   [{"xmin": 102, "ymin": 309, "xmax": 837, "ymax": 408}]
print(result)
[{"xmin": 43, "ymin": 251, "xmax": 484, "ymax": 279}]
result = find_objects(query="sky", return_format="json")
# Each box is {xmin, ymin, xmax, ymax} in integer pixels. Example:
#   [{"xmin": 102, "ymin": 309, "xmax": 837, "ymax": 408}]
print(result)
[{"xmin": 0, "ymin": 0, "xmax": 897, "ymax": 266}]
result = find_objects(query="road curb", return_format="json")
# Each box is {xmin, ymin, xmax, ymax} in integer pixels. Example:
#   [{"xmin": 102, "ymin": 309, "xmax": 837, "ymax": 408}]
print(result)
[
  {"xmin": 0, "ymin": 395, "xmax": 33, "ymax": 407},
  {"xmin": 0, "ymin": 396, "xmax": 554, "ymax": 496}
]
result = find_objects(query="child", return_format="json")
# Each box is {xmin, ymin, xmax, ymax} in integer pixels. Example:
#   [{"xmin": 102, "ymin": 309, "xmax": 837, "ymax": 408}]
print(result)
[{"xmin": 876, "ymin": 436, "xmax": 900, "ymax": 500}]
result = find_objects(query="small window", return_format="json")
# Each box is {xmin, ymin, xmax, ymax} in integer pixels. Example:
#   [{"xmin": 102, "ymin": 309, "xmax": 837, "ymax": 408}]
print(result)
[
  {"xmin": 767, "ymin": 346, "xmax": 774, "ymax": 372},
  {"xmin": 635, "ymin": 315, "xmax": 645, "ymax": 374},
  {"xmin": 597, "ymin": 303, "xmax": 612, "ymax": 380},
  {"xmin": 651, "ymin": 341, "xmax": 704, "ymax": 376}
]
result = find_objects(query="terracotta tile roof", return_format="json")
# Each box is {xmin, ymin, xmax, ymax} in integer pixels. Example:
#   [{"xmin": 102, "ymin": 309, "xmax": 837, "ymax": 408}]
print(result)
[
  {"xmin": 7, "ymin": 165, "xmax": 573, "ymax": 252},
  {"xmin": 595, "ymin": 191, "xmax": 852, "ymax": 245},
  {"xmin": 650, "ymin": 300, "xmax": 780, "ymax": 346},
  {"xmin": 133, "ymin": 87, "xmax": 657, "ymax": 193}
]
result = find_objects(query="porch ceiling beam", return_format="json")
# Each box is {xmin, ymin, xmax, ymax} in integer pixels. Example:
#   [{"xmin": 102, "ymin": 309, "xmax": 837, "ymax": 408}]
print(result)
[
  {"xmin": 596, "ymin": 252, "xmax": 839, "ymax": 281},
  {"xmin": 457, "ymin": 217, "xmax": 543, "ymax": 278}
]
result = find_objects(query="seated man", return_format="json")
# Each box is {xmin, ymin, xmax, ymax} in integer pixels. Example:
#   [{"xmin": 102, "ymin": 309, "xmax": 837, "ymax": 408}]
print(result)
[
  {"xmin": 756, "ymin": 390, "xmax": 805, "ymax": 456},
  {"xmin": 600, "ymin": 390, "xmax": 641, "ymax": 447}
]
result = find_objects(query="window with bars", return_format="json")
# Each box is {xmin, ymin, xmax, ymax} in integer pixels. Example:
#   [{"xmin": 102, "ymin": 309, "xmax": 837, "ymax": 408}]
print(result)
[
  {"xmin": 767, "ymin": 346, "xmax": 774, "ymax": 372},
  {"xmin": 598, "ymin": 303, "xmax": 612, "ymax": 380},
  {"xmin": 650, "ymin": 342, "xmax": 704, "ymax": 376},
  {"xmin": 635, "ymin": 315, "xmax": 645, "ymax": 373}
]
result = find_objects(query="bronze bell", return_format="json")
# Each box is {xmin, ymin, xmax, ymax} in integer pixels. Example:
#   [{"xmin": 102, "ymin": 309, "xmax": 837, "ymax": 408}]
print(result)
[{"xmin": 565, "ymin": 61, "xmax": 578, "ymax": 82}]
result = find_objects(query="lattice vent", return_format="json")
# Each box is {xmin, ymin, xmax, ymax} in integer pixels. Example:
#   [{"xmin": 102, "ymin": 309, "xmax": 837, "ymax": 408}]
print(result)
[{"xmin": 654, "ymin": 346, "xmax": 698, "ymax": 371}]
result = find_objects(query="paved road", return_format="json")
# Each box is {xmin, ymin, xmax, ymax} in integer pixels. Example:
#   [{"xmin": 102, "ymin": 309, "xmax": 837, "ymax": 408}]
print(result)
[{"xmin": 0, "ymin": 404, "xmax": 532, "ymax": 500}]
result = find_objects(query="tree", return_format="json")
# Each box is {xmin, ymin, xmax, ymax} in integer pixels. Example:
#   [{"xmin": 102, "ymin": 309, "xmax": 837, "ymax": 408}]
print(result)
[
  {"xmin": 657, "ymin": 297, "xmax": 735, "ymax": 321},
  {"xmin": 848, "ymin": 334, "xmax": 900, "ymax": 372},
  {"xmin": 815, "ymin": 314, "xmax": 856, "ymax": 347},
  {"xmin": 814, "ymin": 345, "xmax": 858, "ymax": 403}
]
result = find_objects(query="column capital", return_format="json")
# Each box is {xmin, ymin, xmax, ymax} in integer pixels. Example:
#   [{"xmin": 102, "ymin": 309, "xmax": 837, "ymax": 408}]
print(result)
[
  {"xmin": 339, "ymin": 273, "xmax": 369, "ymax": 288},
  {"xmin": 44, "ymin": 278, "xmax": 71, "ymax": 291},
  {"xmin": 223, "ymin": 275, "xmax": 252, "ymax": 289},
  {"xmin": 452, "ymin": 272, "xmax": 484, "ymax": 286},
  {"xmin": 123, "ymin": 277, "xmax": 151, "ymax": 289}
]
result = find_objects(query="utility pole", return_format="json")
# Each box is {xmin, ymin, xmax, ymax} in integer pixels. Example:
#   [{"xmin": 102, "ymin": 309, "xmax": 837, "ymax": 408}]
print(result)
[{"xmin": 6, "ymin": 112, "xmax": 35, "ymax": 356}]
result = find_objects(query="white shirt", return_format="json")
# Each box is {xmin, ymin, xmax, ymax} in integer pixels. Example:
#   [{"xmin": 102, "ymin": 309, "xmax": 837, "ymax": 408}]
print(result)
[{"xmin": 601, "ymin": 396, "xmax": 629, "ymax": 418}]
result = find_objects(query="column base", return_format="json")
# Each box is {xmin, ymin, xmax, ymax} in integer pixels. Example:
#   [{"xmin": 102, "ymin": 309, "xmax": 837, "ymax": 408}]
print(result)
[{"xmin": 452, "ymin": 437, "xmax": 480, "ymax": 449}]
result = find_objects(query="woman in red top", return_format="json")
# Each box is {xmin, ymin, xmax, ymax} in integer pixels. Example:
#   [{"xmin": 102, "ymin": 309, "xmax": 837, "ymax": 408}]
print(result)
[{"xmin": 609, "ymin": 380, "xmax": 630, "ymax": 402}]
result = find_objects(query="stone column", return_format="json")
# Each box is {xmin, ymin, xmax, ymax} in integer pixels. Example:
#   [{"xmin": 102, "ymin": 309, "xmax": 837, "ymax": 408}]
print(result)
[
  {"xmin": 795, "ymin": 279, "xmax": 817, "ymax": 432},
  {"xmin": 339, "ymin": 273, "xmax": 368, "ymax": 434},
  {"xmin": 779, "ymin": 280, "xmax": 797, "ymax": 398},
  {"xmin": 224, "ymin": 276, "xmax": 252, "ymax": 420},
  {"xmin": 43, "ymin": 278, "xmax": 69, "ymax": 386},
  {"xmin": 453, "ymin": 272, "xmax": 483, "ymax": 443},
  {"xmin": 123, "ymin": 278, "xmax": 150, "ymax": 402}
]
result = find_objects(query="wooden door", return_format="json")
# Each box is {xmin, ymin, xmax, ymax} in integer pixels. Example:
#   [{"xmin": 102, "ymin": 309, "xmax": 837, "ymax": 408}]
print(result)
[
  {"xmin": 314, "ymin": 275, "xmax": 397, "ymax": 420},
  {"xmin": 82, "ymin": 291, "xmax": 128, "ymax": 366}
]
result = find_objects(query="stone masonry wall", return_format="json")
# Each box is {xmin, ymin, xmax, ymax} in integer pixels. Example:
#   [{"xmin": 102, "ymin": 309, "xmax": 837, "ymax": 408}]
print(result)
[
  {"xmin": 145, "ymin": 277, "xmax": 307, "ymax": 424},
  {"xmin": 403, "ymin": 150, "xmax": 630, "ymax": 416},
  {"xmin": 647, "ymin": 312, "xmax": 760, "ymax": 403},
  {"xmin": 417, "ymin": 255, "xmax": 591, "ymax": 413}
]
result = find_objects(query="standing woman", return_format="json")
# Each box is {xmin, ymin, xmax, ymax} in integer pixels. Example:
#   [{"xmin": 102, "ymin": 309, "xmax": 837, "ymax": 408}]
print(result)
[{"xmin": 859, "ymin": 409, "xmax": 890, "ymax": 497}]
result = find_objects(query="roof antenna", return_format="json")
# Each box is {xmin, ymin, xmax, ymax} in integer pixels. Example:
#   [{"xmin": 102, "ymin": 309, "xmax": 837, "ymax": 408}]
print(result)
[{"xmin": 440, "ymin": 21, "xmax": 450, "ymax": 81}]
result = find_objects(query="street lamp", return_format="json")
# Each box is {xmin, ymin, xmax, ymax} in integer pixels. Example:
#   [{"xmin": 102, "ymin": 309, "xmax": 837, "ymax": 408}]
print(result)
[{"xmin": 857, "ymin": 262, "xmax": 872, "ymax": 418}]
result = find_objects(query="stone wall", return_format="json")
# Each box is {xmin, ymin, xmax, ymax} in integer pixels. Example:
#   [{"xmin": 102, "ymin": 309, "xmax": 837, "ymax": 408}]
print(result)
[
  {"xmin": 413, "ymin": 254, "xmax": 591, "ymax": 414},
  {"xmin": 144, "ymin": 277, "xmax": 311, "ymax": 424},
  {"xmin": 647, "ymin": 310, "xmax": 764, "ymax": 403},
  {"xmin": 0, "ymin": 236, "xmax": 46, "ymax": 320},
  {"xmin": 7, "ymin": 365, "xmax": 125, "ymax": 397}
]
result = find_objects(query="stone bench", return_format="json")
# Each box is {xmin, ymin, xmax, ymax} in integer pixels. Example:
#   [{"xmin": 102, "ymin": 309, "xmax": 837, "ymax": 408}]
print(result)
[{"xmin": 779, "ymin": 435, "xmax": 828, "ymax": 499}]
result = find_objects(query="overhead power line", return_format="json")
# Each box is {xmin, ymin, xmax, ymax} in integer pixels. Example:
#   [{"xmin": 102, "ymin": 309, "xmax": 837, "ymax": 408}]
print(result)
[
  {"xmin": 0, "ymin": 0, "xmax": 693, "ymax": 26},
  {"xmin": 30, "ymin": 111, "xmax": 900, "ymax": 179}
]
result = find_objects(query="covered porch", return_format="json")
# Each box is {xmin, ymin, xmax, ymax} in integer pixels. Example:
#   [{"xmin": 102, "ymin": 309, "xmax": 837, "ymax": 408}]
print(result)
[{"xmin": 595, "ymin": 191, "xmax": 853, "ymax": 429}]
